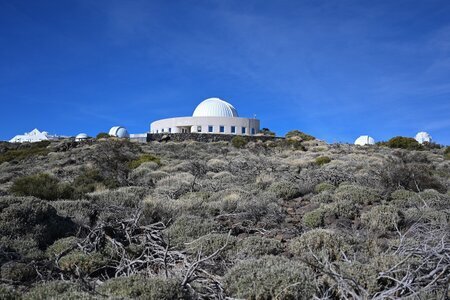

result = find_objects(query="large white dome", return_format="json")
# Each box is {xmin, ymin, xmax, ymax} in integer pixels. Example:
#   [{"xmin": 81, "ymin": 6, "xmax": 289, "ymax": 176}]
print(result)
[
  {"xmin": 415, "ymin": 131, "xmax": 432, "ymax": 144},
  {"xmin": 192, "ymin": 97, "xmax": 239, "ymax": 118},
  {"xmin": 354, "ymin": 135, "xmax": 375, "ymax": 146},
  {"xmin": 109, "ymin": 126, "xmax": 129, "ymax": 138}
]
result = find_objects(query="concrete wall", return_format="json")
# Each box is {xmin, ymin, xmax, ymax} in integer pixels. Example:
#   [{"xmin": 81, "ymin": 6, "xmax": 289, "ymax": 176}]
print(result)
[{"xmin": 150, "ymin": 116, "xmax": 260, "ymax": 136}]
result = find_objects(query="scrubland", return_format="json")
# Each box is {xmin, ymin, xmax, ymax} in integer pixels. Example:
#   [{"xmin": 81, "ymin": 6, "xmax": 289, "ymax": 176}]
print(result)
[{"xmin": 0, "ymin": 135, "xmax": 449, "ymax": 299}]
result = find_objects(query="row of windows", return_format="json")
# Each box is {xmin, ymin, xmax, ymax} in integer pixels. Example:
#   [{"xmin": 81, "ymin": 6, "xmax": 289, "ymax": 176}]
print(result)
[{"xmin": 155, "ymin": 126, "xmax": 256, "ymax": 134}]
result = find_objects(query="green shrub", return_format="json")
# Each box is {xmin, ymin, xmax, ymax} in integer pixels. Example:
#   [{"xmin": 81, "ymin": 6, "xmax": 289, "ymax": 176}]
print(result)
[
  {"xmin": 1, "ymin": 261, "xmax": 36, "ymax": 282},
  {"xmin": 0, "ymin": 284, "xmax": 18, "ymax": 300},
  {"xmin": 58, "ymin": 251, "xmax": 109, "ymax": 274},
  {"xmin": 259, "ymin": 128, "xmax": 276, "ymax": 136},
  {"xmin": 329, "ymin": 199, "xmax": 361, "ymax": 219},
  {"xmin": 50, "ymin": 200, "xmax": 95, "ymax": 226},
  {"xmin": 445, "ymin": 146, "xmax": 450, "ymax": 159},
  {"xmin": 96, "ymin": 132, "xmax": 110, "ymax": 139},
  {"xmin": 334, "ymin": 184, "xmax": 382, "ymax": 205},
  {"xmin": 289, "ymin": 229, "xmax": 351, "ymax": 262},
  {"xmin": 98, "ymin": 276, "xmax": 185, "ymax": 300},
  {"xmin": 285, "ymin": 130, "xmax": 315, "ymax": 141},
  {"xmin": 46, "ymin": 236, "xmax": 79, "ymax": 258},
  {"xmin": 361, "ymin": 205, "xmax": 404, "ymax": 235},
  {"xmin": 186, "ymin": 233, "xmax": 237, "ymax": 261},
  {"xmin": 10, "ymin": 173, "xmax": 73, "ymax": 200},
  {"xmin": 390, "ymin": 189, "xmax": 421, "ymax": 208},
  {"xmin": 314, "ymin": 182, "xmax": 336, "ymax": 193},
  {"xmin": 236, "ymin": 236, "xmax": 283, "ymax": 258},
  {"xmin": 129, "ymin": 154, "xmax": 161, "ymax": 169},
  {"xmin": 0, "ymin": 141, "xmax": 51, "ymax": 164},
  {"xmin": 315, "ymin": 156, "xmax": 331, "ymax": 165},
  {"xmin": 303, "ymin": 206, "xmax": 329, "ymax": 228},
  {"xmin": 386, "ymin": 136, "xmax": 422, "ymax": 150},
  {"xmin": 165, "ymin": 215, "xmax": 219, "ymax": 248},
  {"xmin": 231, "ymin": 136, "xmax": 248, "ymax": 148},
  {"xmin": 0, "ymin": 196, "xmax": 76, "ymax": 249},
  {"xmin": 224, "ymin": 256, "xmax": 315, "ymax": 299},
  {"xmin": 71, "ymin": 168, "xmax": 114, "ymax": 198},
  {"xmin": 268, "ymin": 180, "xmax": 301, "ymax": 200},
  {"xmin": 23, "ymin": 281, "xmax": 92, "ymax": 300}
]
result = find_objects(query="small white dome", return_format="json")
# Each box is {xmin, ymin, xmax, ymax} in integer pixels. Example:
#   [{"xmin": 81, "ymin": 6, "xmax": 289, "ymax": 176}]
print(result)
[
  {"xmin": 192, "ymin": 97, "xmax": 239, "ymax": 117},
  {"xmin": 109, "ymin": 126, "xmax": 129, "ymax": 138},
  {"xmin": 354, "ymin": 135, "xmax": 375, "ymax": 146},
  {"xmin": 75, "ymin": 133, "xmax": 88, "ymax": 139},
  {"xmin": 415, "ymin": 131, "xmax": 432, "ymax": 144}
]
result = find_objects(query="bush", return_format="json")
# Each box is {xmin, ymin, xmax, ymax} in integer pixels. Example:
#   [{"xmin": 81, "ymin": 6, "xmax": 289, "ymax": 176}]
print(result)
[
  {"xmin": 96, "ymin": 132, "xmax": 109, "ymax": 139},
  {"xmin": 129, "ymin": 154, "xmax": 161, "ymax": 169},
  {"xmin": 231, "ymin": 136, "xmax": 248, "ymax": 148},
  {"xmin": 71, "ymin": 168, "xmax": 115, "ymax": 198},
  {"xmin": 1, "ymin": 262, "xmax": 36, "ymax": 282},
  {"xmin": 268, "ymin": 180, "xmax": 301, "ymax": 200},
  {"xmin": 285, "ymin": 130, "xmax": 315, "ymax": 141},
  {"xmin": 236, "ymin": 236, "xmax": 283, "ymax": 258},
  {"xmin": 0, "ymin": 284, "xmax": 18, "ymax": 300},
  {"xmin": 334, "ymin": 184, "xmax": 381, "ymax": 205},
  {"xmin": 224, "ymin": 256, "xmax": 314, "ymax": 299},
  {"xmin": 165, "ymin": 215, "xmax": 219, "ymax": 248},
  {"xmin": 386, "ymin": 136, "xmax": 422, "ymax": 150},
  {"xmin": 315, "ymin": 156, "xmax": 331, "ymax": 165},
  {"xmin": 314, "ymin": 182, "xmax": 336, "ymax": 193},
  {"xmin": 361, "ymin": 205, "xmax": 404, "ymax": 235},
  {"xmin": 98, "ymin": 276, "xmax": 185, "ymax": 300},
  {"xmin": 23, "ymin": 281, "xmax": 92, "ymax": 300},
  {"xmin": 0, "ymin": 141, "xmax": 51, "ymax": 164},
  {"xmin": 0, "ymin": 196, "xmax": 76, "ymax": 249},
  {"xmin": 154, "ymin": 172, "xmax": 194, "ymax": 200},
  {"xmin": 46, "ymin": 237, "xmax": 79, "ymax": 258},
  {"xmin": 58, "ymin": 251, "xmax": 109, "ymax": 275},
  {"xmin": 445, "ymin": 146, "xmax": 450, "ymax": 160},
  {"xmin": 303, "ymin": 206, "xmax": 329, "ymax": 228},
  {"xmin": 10, "ymin": 173, "xmax": 73, "ymax": 200},
  {"xmin": 289, "ymin": 229, "xmax": 351, "ymax": 262}
]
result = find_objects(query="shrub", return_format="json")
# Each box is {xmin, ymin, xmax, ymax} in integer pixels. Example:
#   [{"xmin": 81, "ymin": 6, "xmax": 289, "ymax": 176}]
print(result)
[
  {"xmin": 314, "ymin": 182, "xmax": 336, "ymax": 193},
  {"xmin": 334, "ymin": 184, "xmax": 381, "ymax": 205},
  {"xmin": 10, "ymin": 173, "xmax": 73, "ymax": 200},
  {"xmin": 236, "ymin": 236, "xmax": 283, "ymax": 258},
  {"xmin": 231, "ymin": 136, "xmax": 248, "ymax": 148},
  {"xmin": 315, "ymin": 156, "xmax": 331, "ymax": 165},
  {"xmin": 302, "ymin": 206, "xmax": 329, "ymax": 228},
  {"xmin": 98, "ymin": 276, "xmax": 185, "ymax": 300},
  {"xmin": 129, "ymin": 154, "xmax": 161, "ymax": 169},
  {"xmin": 259, "ymin": 128, "xmax": 276, "ymax": 136},
  {"xmin": 361, "ymin": 205, "xmax": 404, "ymax": 235},
  {"xmin": 310, "ymin": 191, "xmax": 334, "ymax": 204},
  {"xmin": 71, "ymin": 168, "xmax": 115, "ymax": 198},
  {"xmin": 1, "ymin": 261, "xmax": 36, "ymax": 282},
  {"xmin": 46, "ymin": 236, "xmax": 79, "ymax": 258},
  {"xmin": 445, "ymin": 146, "xmax": 450, "ymax": 160},
  {"xmin": 386, "ymin": 136, "xmax": 422, "ymax": 150},
  {"xmin": 186, "ymin": 233, "xmax": 237, "ymax": 262},
  {"xmin": 0, "ymin": 141, "xmax": 51, "ymax": 164},
  {"xmin": 390, "ymin": 189, "xmax": 421, "ymax": 208},
  {"xmin": 224, "ymin": 256, "xmax": 315, "ymax": 299},
  {"xmin": 268, "ymin": 180, "xmax": 301, "ymax": 200},
  {"xmin": 165, "ymin": 215, "xmax": 219, "ymax": 248},
  {"xmin": 285, "ymin": 130, "xmax": 315, "ymax": 141},
  {"xmin": 96, "ymin": 132, "xmax": 109, "ymax": 139},
  {"xmin": 58, "ymin": 251, "xmax": 109, "ymax": 274},
  {"xmin": 289, "ymin": 229, "xmax": 351, "ymax": 262},
  {"xmin": 0, "ymin": 284, "xmax": 18, "ymax": 300},
  {"xmin": 50, "ymin": 200, "xmax": 96, "ymax": 226},
  {"xmin": 154, "ymin": 172, "xmax": 194, "ymax": 200},
  {"xmin": 0, "ymin": 196, "xmax": 76, "ymax": 249},
  {"xmin": 329, "ymin": 199, "xmax": 361, "ymax": 219},
  {"xmin": 23, "ymin": 281, "xmax": 91, "ymax": 300}
]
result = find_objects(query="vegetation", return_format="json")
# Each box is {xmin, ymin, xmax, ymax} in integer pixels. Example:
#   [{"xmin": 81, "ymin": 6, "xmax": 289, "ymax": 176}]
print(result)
[
  {"xmin": 0, "ymin": 141, "xmax": 51, "ymax": 164},
  {"xmin": 285, "ymin": 129, "xmax": 315, "ymax": 141},
  {"xmin": 231, "ymin": 135, "xmax": 248, "ymax": 148},
  {"xmin": 96, "ymin": 132, "xmax": 110, "ymax": 139},
  {"xmin": 0, "ymin": 136, "xmax": 448, "ymax": 299},
  {"xmin": 385, "ymin": 136, "xmax": 422, "ymax": 150}
]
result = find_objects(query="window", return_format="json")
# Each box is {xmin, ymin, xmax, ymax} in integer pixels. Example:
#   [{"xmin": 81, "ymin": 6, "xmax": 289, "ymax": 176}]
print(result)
[
  {"xmin": 169, "ymin": 128, "xmax": 172, "ymax": 133},
  {"xmin": 241, "ymin": 127, "xmax": 246, "ymax": 134},
  {"xmin": 197, "ymin": 126, "xmax": 202, "ymax": 133},
  {"xmin": 219, "ymin": 126, "xmax": 225, "ymax": 133},
  {"xmin": 231, "ymin": 126, "xmax": 236, "ymax": 133},
  {"xmin": 251, "ymin": 128, "xmax": 255, "ymax": 135},
  {"xmin": 161, "ymin": 128, "xmax": 164, "ymax": 133},
  {"xmin": 208, "ymin": 126, "xmax": 213, "ymax": 133}
]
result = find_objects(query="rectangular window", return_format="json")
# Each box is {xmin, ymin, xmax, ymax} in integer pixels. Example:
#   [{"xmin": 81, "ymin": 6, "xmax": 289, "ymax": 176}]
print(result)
[
  {"xmin": 161, "ymin": 129, "xmax": 164, "ymax": 133},
  {"xmin": 197, "ymin": 126, "xmax": 202, "ymax": 133},
  {"xmin": 251, "ymin": 128, "xmax": 255, "ymax": 135},
  {"xmin": 231, "ymin": 126, "xmax": 236, "ymax": 133},
  {"xmin": 208, "ymin": 126, "xmax": 213, "ymax": 133},
  {"xmin": 219, "ymin": 126, "xmax": 225, "ymax": 133},
  {"xmin": 169, "ymin": 128, "xmax": 172, "ymax": 133},
  {"xmin": 241, "ymin": 127, "xmax": 246, "ymax": 134}
]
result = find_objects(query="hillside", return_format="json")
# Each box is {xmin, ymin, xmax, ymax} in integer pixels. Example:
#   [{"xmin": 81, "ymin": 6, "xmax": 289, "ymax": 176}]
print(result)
[{"xmin": 0, "ymin": 137, "xmax": 449, "ymax": 299}]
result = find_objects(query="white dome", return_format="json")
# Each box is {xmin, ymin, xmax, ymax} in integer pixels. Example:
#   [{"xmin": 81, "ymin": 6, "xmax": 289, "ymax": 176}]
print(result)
[
  {"xmin": 192, "ymin": 97, "xmax": 239, "ymax": 117},
  {"xmin": 354, "ymin": 135, "xmax": 375, "ymax": 146},
  {"xmin": 75, "ymin": 133, "xmax": 88, "ymax": 139},
  {"xmin": 109, "ymin": 126, "xmax": 129, "ymax": 138},
  {"xmin": 415, "ymin": 131, "xmax": 432, "ymax": 144}
]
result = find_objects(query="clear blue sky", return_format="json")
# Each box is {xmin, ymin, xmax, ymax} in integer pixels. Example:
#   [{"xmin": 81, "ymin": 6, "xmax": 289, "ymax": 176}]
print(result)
[{"xmin": 1, "ymin": 0, "xmax": 449, "ymax": 144}]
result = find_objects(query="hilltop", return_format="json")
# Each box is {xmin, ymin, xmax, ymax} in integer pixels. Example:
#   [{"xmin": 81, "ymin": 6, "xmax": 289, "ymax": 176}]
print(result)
[{"xmin": 0, "ymin": 135, "xmax": 449, "ymax": 299}]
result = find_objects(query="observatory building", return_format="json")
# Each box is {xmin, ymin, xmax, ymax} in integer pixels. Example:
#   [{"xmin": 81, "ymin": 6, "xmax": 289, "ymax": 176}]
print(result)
[
  {"xmin": 150, "ymin": 98, "xmax": 260, "ymax": 136},
  {"xmin": 9, "ymin": 128, "xmax": 64, "ymax": 143},
  {"xmin": 354, "ymin": 135, "xmax": 375, "ymax": 146},
  {"xmin": 415, "ymin": 132, "xmax": 432, "ymax": 144},
  {"xmin": 109, "ymin": 126, "xmax": 130, "ymax": 138}
]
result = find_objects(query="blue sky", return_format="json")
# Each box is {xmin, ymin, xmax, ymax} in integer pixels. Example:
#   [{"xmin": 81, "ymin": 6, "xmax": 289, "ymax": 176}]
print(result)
[{"xmin": 1, "ymin": 0, "xmax": 449, "ymax": 144}]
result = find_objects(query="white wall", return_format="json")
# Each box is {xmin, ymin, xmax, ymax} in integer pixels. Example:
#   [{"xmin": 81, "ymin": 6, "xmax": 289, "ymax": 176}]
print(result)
[{"xmin": 150, "ymin": 116, "xmax": 260, "ymax": 135}]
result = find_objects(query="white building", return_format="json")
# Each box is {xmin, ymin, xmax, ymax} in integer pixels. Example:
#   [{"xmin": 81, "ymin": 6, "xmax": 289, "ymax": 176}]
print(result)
[
  {"xmin": 415, "ymin": 131, "xmax": 432, "ymax": 144},
  {"xmin": 354, "ymin": 135, "xmax": 375, "ymax": 146},
  {"xmin": 9, "ymin": 128, "xmax": 64, "ymax": 143},
  {"xmin": 75, "ymin": 133, "xmax": 89, "ymax": 141},
  {"xmin": 109, "ymin": 126, "xmax": 130, "ymax": 138},
  {"xmin": 150, "ymin": 97, "xmax": 260, "ymax": 135}
]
